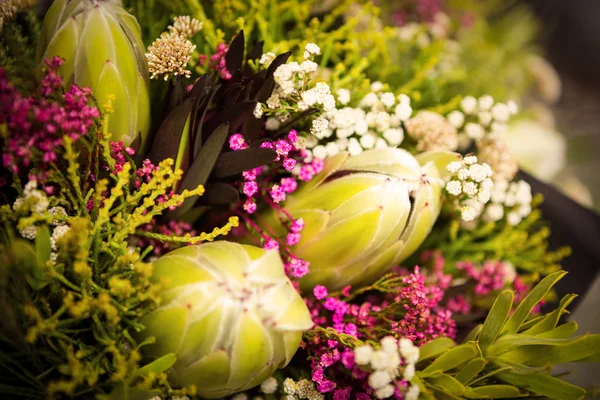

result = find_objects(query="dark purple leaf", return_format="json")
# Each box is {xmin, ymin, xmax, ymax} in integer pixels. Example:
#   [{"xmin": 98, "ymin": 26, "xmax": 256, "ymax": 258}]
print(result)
[
  {"xmin": 167, "ymin": 76, "xmax": 188, "ymax": 114},
  {"xmin": 212, "ymin": 147, "xmax": 277, "ymax": 178},
  {"xmin": 225, "ymin": 30, "xmax": 245, "ymax": 73},
  {"xmin": 201, "ymin": 100, "xmax": 257, "ymax": 142},
  {"xmin": 256, "ymin": 75, "xmax": 275, "ymax": 102},
  {"xmin": 267, "ymin": 51, "xmax": 292, "ymax": 78},
  {"xmin": 198, "ymin": 182, "xmax": 240, "ymax": 205},
  {"xmin": 148, "ymin": 98, "xmax": 195, "ymax": 165},
  {"xmin": 247, "ymin": 40, "xmax": 264, "ymax": 61}
]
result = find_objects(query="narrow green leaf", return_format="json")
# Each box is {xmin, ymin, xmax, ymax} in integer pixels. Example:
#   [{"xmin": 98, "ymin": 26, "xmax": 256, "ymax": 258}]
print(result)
[
  {"xmin": 421, "ymin": 343, "xmax": 479, "ymax": 377},
  {"xmin": 503, "ymin": 334, "xmax": 600, "ymax": 366},
  {"xmin": 537, "ymin": 321, "xmax": 578, "ymax": 339},
  {"xmin": 488, "ymin": 334, "xmax": 584, "ymax": 357},
  {"xmin": 519, "ymin": 315, "xmax": 545, "ymax": 332},
  {"xmin": 497, "ymin": 371, "xmax": 586, "ymax": 400},
  {"xmin": 135, "ymin": 353, "xmax": 176, "ymax": 376},
  {"xmin": 455, "ymin": 358, "xmax": 487, "ymax": 384},
  {"xmin": 503, "ymin": 271, "xmax": 567, "ymax": 334},
  {"xmin": 479, "ymin": 290, "xmax": 514, "ymax": 351},
  {"xmin": 418, "ymin": 337, "xmax": 456, "ymax": 362},
  {"xmin": 463, "ymin": 324, "xmax": 483, "ymax": 343},
  {"xmin": 523, "ymin": 294, "xmax": 577, "ymax": 336},
  {"xmin": 463, "ymin": 385, "xmax": 522, "ymax": 399},
  {"xmin": 428, "ymin": 374, "xmax": 465, "ymax": 395},
  {"xmin": 35, "ymin": 226, "xmax": 51, "ymax": 267}
]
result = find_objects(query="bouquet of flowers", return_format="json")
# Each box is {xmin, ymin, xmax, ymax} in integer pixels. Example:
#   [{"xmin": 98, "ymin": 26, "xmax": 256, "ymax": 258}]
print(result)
[{"xmin": 1, "ymin": 1, "xmax": 598, "ymax": 399}]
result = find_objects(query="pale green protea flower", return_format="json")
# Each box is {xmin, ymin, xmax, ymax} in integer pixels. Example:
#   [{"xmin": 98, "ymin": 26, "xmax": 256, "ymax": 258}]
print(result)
[
  {"xmin": 37, "ymin": 0, "xmax": 150, "ymax": 148},
  {"xmin": 284, "ymin": 148, "xmax": 459, "ymax": 291},
  {"xmin": 138, "ymin": 242, "xmax": 313, "ymax": 399}
]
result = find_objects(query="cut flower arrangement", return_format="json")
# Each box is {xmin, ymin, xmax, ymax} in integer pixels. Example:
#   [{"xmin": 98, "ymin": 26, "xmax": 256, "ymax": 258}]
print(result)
[{"xmin": 0, "ymin": 1, "xmax": 598, "ymax": 400}]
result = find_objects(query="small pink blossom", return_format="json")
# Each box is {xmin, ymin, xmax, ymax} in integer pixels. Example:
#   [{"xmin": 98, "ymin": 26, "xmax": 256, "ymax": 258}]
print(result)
[{"xmin": 314, "ymin": 285, "xmax": 328, "ymax": 300}]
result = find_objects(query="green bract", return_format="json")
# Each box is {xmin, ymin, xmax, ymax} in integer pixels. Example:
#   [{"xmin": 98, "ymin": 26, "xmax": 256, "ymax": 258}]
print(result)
[
  {"xmin": 285, "ymin": 148, "xmax": 459, "ymax": 291},
  {"xmin": 138, "ymin": 242, "xmax": 313, "ymax": 399},
  {"xmin": 37, "ymin": 0, "xmax": 150, "ymax": 148}
]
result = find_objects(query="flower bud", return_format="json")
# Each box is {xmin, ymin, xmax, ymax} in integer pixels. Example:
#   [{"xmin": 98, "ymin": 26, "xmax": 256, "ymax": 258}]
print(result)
[
  {"xmin": 138, "ymin": 242, "xmax": 313, "ymax": 398},
  {"xmin": 37, "ymin": 0, "xmax": 150, "ymax": 148},
  {"xmin": 283, "ymin": 148, "xmax": 458, "ymax": 290}
]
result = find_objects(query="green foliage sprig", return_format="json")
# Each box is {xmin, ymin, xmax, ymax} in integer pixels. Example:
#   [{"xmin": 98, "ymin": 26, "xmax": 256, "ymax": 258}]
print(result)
[{"xmin": 414, "ymin": 272, "xmax": 600, "ymax": 400}]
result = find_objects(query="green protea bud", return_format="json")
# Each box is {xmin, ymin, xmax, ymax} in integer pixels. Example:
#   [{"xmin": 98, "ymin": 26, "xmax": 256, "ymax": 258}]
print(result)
[
  {"xmin": 37, "ymin": 0, "xmax": 150, "ymax": 148},
  {"xmin": 138, "ymin": 242, "xmax": 313, "ymax": 399},
  {"xmin": 284, "ymin": 148, "xmax": 459, "ymax": 291}
]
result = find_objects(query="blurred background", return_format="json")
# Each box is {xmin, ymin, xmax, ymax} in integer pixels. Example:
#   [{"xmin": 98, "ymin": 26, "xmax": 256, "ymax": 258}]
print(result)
[{"xmin": 525, "ymin": 0, "xmax": 600, "ymax": 390}]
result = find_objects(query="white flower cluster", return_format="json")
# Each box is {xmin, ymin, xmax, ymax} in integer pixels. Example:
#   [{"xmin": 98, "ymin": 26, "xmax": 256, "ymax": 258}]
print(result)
[
  {"xmin": 259, "ymin": 43, "xmax": 335, "ymax": 138},
  {"xmin": 484, "ymin": 180, "xmax": 533, "ymax": 226},
  {"xmin": 13, "ymin": 180, "xmax": 49, "ymax": 240},
  {"xmin": 260, "ymin": 376, "xmax": 278, "ymax": 394},
  {"xmin": 445, "ymin": 156, "xmax": 494, "ymax": 222},
  {"xmin": 305, "ymin": 82, "xmax": 412, "ymax": 161},
  {"xmin": 354, "ymin": 337, "xmax": 420, "ymax": 400},
  {"xmin": 451, "ymin": 95, "xmax": 519, "ymax": 148},
  {"xmin": 282, "ymin": 378, "xmax": 324, "ymax": 400}
]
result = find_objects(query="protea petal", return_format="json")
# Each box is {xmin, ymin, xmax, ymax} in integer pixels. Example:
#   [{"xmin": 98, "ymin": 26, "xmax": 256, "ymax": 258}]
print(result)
[{"xmin": 138, "ymin": 242, "xmax": 312, "ymax": 398}]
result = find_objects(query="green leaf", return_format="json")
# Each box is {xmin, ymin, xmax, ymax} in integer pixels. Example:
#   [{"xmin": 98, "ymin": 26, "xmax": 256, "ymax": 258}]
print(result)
[
  {"xmin": 503, "ymin": 271, "xmax": 567, "ymax": 334},
  {"xmin": 35, "ymin": 225, "xmax": 51, "ymax": 267},
  {"xmin": 502, "ymin": 334, "xmax": 600, "ymax": 366},
  {"xmin": 487, "ymin": 334, "xmax": 584, "ymax": 357},
  {"xmin": 135, "ymin": 353, "xmax": 176, "ymax": 376},
  {"xmin": 421, "ymin": 343, "xmax": 479, "ymax": 377},
  {"xmin": 522, "ymin": 294, "xmax": 577, "ymax": 336},
  {"xmin": 418, "ymin": 337, "xmax": 456, "ymax": 362},
  {"xmin": 537, "ymin": 321, "xmax": 578, "ymax": 339},
  {"xmin": 428, "ymin": 374, "xmax": 465, "ymax": 395},
  {"xmin": 479, "ymin": 290, "xmax": 513, "ymax": 351},
  {"xmin": 463, "ymin": 324, "xmax": 483, "ymax": 343},
  {"xmin": 463, "ymin": 385, "xmax": 522, "ymax": 399},
  {"xmin": 497, "ymin": 371, "xmax": 586, "ymax": 400},
  {"xmin": 455, "ymin": 358, "xmax": 487, "ymax": 384}
]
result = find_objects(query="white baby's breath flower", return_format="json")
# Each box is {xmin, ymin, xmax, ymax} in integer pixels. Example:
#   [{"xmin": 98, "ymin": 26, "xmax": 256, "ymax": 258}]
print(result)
[
  {"xmin": 304, "ymin": 43, "xmax": 321, "ymax": 59},
  {"xmin": 259, "ymin": 52, "xmax": 276, "ymax": 66},
  {"xmin": 405, "ymin": 385, "xmax": 420, "ymax": 400},
  {"xmin": 311, "ymin": 118, "xmax": 329, "ymax": 137},
  {"xmin": 403, "ymin": 363, "xmax": 415, "ymax": 381},
  {"xmin": 375, "ymin": 384, "xmax": 395, "ymax": 399},
  {"xmin": 232, "ymin": 394, "xmax": 248, "ymax": 400},
  {"xmin": 368, "ymin": 370, "xmax": 393, "ymax": 390},
  {"xmin": 383, "ymin": 128, "xmax": 404, "ymax": 146},
  {"xmin": 380, "ymin": 92, "xmax": 396, "ymax": 108},
  {"xmin": 260, "ymin": 376, "xmax": 278, "ymax": 394},
  {"xmin": 370, "ymin": 81, "xmax": 384, "ymax": 92},
  {"xmin": 447, "ymin": 110, "xmax": 465, "ymax": 128},
  {"xmin": 394, "ymin": 102, "xmax": 412, "ymax": 121},
  {"xmin": 461, "ymin": 205, "xmax": 479, "ymax": 221},
  {"xmin": 478, "ymin": 111, "xmax": 492, "ymax": 126},
  {"xmin": 265, "ymin": 117, "xmax": 281, "ymax": 130},
  {"xmin": 312, "ymin": 145, "xmax": 327, "ymax": 160},
  {"xmin": 380, "ymin": 336, "xmax": 398, "ymax": 354},
  {"xmin": 253, "ymin": 103, "xmax": 264, "ymax": 119},
  {"xmin": 354, "ymin": 344, "xmax": 373, "ymax": 365},
  {"xmin": 360, "ymin": 134, "xmax": 376, "ymax": 149},
  {"xmin": 445, "ymin": 180, "xmax": 462, "ymax": 196},
  {"xmin": 464, "ymin": 122, "xmax": 484, "ymax": 140},
  {"xmin": 347, "ymin": 137, "xmax": 363, "ymax": 155},
  {"xmin": 491, "ymin": 103, "xmax": 511, "ymax": 122},
  {"xmin": 336, "ymin": 88, "xmax": 351, "ymax": 105},
  {"xmin": 478, "ymin": 95, "xmax": 494, "ymax": 111},
  {"xmin": 461, "ymin": 96, "xmax": 478, "ymax": 114}
]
